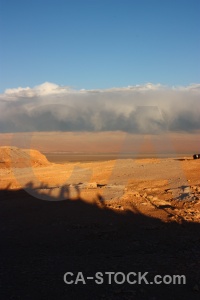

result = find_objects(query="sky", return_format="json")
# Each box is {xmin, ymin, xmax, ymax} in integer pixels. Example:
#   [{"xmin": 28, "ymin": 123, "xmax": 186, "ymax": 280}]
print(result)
[
  {"xmin": 0, "ymin": 0, "xmax": 199, "ymax": 154},
  {"xmin": 0, "ymin": 0, "xmax": 199, "ymax": 91}
]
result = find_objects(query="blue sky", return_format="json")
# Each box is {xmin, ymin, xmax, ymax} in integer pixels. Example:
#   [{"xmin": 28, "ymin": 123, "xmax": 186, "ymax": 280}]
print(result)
[{"xmin": 0, "ymin": 0, "xmax": 199, "ymax": 92}]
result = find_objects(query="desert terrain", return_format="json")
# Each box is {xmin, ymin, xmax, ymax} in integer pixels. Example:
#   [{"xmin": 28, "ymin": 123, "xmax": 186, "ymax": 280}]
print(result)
[{"xmin": 0, "ymin": 147, "xmax": 200, "ymax": 299}]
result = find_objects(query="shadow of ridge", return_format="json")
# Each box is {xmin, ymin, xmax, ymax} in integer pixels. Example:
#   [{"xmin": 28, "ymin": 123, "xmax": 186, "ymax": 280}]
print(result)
[{"xmin": 0, "ymin": 184, "xmax": 200, "ymax": 300}]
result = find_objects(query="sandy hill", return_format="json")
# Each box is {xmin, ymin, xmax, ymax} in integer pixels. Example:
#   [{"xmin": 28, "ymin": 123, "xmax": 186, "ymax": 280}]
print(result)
[{"xmin": 0, "ymin": 147, "xmax": 50, "ymax": 169}]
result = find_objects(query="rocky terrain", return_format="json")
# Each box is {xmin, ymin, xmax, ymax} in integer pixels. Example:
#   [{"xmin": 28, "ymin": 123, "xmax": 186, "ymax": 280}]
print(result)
[
  {"xmin": 0, "ymin": 148, "xmax": 200, "ymax": 299},
  {"xmin": 1, "ymin": 149, "xmax": 199, "ymax": 224}
]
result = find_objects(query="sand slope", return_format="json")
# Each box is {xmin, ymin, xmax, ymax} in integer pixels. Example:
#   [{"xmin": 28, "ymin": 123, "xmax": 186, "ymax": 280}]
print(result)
[{"xmin": 0, "ymin": 146, "xmax": 50, "ymax": 169}]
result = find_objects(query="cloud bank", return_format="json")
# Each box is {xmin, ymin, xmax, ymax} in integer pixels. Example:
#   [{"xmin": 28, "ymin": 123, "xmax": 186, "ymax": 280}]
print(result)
[{"xmin": 0, "ymin": 82, "xmax": 200, "ymax": 134}]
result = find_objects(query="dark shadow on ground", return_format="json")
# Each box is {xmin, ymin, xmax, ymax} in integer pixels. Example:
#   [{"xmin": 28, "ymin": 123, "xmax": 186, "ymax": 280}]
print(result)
[
  {"xmin": 0, "ymin": 185, "xmax": 200, "ymax": 300},
  {"xmin": 173, "ymin": 158, "xmax": 192, "ymax": 161}
]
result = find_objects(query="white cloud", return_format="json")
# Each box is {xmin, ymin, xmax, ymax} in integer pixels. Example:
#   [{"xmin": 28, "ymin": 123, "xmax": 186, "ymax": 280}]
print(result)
[
  {"xmin": 0, "ymin": 82, "xmax": 200, "ymax": 134},
  {"xmin": 2, "ymin": 82, "xmax": 73, "ymax": 100}
]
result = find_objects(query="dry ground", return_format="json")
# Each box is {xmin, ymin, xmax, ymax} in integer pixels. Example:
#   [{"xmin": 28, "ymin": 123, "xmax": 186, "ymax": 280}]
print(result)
[
  {"xmin": 0, "ymin": 151, "xmax": 200, "ymax": 299},
  {"xmin": 1, "ymin": 155, "xmax": 200, "ymax": 224}
]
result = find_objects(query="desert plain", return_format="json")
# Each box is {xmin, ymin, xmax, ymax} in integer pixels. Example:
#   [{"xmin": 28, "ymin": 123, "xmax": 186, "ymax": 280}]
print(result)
[{"xmin": 0, "ymin": 146, "xmax": 200, "ymax": 300}]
